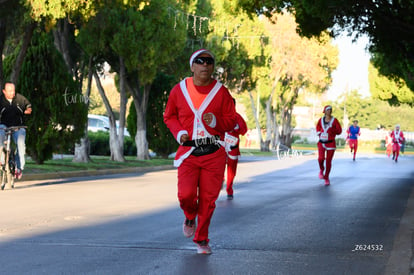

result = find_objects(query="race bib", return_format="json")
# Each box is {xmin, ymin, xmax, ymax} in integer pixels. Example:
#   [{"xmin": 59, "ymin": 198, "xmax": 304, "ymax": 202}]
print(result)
[
  {"xmin": 225, "ymin": 133, "xmax": 238, "ymax": 146},
  {"xmin": 320, "ymin": 133, "xmax": 328, "ymax": 141},
  {"xmin": 196, "ymin": 118, "xmax": 205, "ymax": 139}
]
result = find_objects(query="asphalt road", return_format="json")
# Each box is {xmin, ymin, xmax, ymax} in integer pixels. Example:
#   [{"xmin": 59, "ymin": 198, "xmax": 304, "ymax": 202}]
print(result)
[{"xmin": 0, "ymin": 152, "xmax": 413, "ymax": 275}]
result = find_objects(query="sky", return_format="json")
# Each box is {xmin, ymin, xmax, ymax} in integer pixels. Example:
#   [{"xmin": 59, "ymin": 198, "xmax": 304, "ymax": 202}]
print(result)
[{"xmin": 327, "ymin": 34, "xmax": 371, "ymax": 101}]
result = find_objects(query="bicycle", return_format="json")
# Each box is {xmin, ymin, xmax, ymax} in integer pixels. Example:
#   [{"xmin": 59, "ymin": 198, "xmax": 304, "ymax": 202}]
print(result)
[{"xmin": 0, "ymin": 126, "xmax": 27, "ymax": 190}]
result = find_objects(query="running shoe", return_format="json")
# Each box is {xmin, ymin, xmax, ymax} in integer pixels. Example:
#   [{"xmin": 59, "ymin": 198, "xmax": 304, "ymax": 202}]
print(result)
[
  {"xmin": 319, "ymin": 171, "xmax": 324, "ymax": 179},
  {"xmin": 15, "ymin": 169, "xmax": 22, "ymax": 180},
  {"xmin": 324, "ymin": 178, "xmax": 330, "ymax": 186},
  {"xmin": 183, "ymin": 218, "xmax": 196, "ymax": 238},
  {"xmin": 227, "ymin": 194, "xmax": 233, "ymax": 200},
  {"xmin": 196, "ymin": 240, "xmax": 212, "ymax": 254}
]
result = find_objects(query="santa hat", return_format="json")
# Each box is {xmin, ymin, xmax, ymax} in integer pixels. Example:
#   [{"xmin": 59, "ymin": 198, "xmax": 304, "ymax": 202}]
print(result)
[
  {"xmin": 323, "ymin": 105, "xmax": 332, "ymax": 113},
  {"xmin": 189, "ymin": 49, "xmax": 215, "ymax": 68}
]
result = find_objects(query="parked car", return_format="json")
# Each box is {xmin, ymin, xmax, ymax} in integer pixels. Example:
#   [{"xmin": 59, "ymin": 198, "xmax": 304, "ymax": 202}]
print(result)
[{"xmin": 88, "ymin": 114, "xmax": 130, "ymax": 137}]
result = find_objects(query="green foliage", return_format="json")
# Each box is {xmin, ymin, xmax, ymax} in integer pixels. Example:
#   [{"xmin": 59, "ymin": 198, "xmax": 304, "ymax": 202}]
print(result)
[
  {"xmin": 236, "ymin": 0, "xmax": 414, "ymax": 95},
  {"xmin": 126, "ymin": 102, "xmax": 137, "ymax": 139},
  {"xmin": 127, "ymin": 73, "xmax": 179, "ymax": 157},
  {"xmin": 88, "ymin": 131, "xmax": 136, "ymax": 156},
  {"xmin": 368, "ymin": 63, "xmax": 414, "ymax": 107},
  {"xmin": 77, "ymin": 0, "xmax": 187, "ymax": 85},
  {"xmin": 4, "ymin": 30, "xmax": 87, "ymax": 164},
  {"xmin": 208, "ymin": 0, "xmax": 266, "ymax": 92},
  {"xmin": 23, "ymin": 0, "xmax": 93, "ymax": 21},
  {"xmin": 88, "ymin": 131, "xmax": 111, "ymax": 156},
  {"xmin": 328, "ymin": 92, "xmax": 414, "ymax": 131}
]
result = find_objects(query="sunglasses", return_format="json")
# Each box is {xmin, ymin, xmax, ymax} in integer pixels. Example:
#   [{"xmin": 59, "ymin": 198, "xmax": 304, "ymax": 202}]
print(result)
[{"xmin": 193, "ymin": 57, "xmax": 214, "ymax": 65}]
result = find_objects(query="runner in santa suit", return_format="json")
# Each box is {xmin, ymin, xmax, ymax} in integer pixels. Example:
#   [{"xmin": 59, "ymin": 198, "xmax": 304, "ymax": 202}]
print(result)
[
  {"xmin": 346, "ymin": 119, "xmax": 361, "ymax": 161},
  {"xmin": 390, "ymin": 124, "xmax": 405, "ymax": 162},
  {"xmin": 164, "ymin": 49, "xmax": 236, "ymax": 254},
  {"xmin": 385, "ymin": 131, "xmax": 393, "ymax": 158},
  {"xmin": 224, "ymin": 103, "xmax": 247, "ymax": 200},
  {"xmin": 316, "ymin": 105, "xmax": 342, "ymax": 186}
]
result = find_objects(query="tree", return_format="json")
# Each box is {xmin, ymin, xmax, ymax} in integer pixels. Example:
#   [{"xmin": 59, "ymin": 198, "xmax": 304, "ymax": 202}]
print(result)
[
  {"xmin": 260, "ymin": 14, "xmax": 338, "ymax": 149},
  {"xmin": 207, "ymin": 0, "xmax": 268, "ymax": 150},
  {"xmin": 53, "ymin": 18, "xmax": 93, "ymax": 163},
  {"xmin": 3, "ymin": 30, "xmax": 87, "ymax": 163},
  {"xmin": 1, "ymin": 0, "xmax": 95, "ymax": 162},
  {"xmin": 329, "ymin": 91, "xmax": 414, "ymax": 132},
  {"xmin": 77, "ymin": 0, "xmax": 187, "ymax": 160},
  {"xmin": 0, "ymin": 0, "xmax": 36, "ymax": 88},
  {"xmin": 127, "ymin": 73, "xmax": 178, "ymax": 158},
  {"xmin": 368, "ymin": 63, "xmax": 414, "ymax": 107},
  {"xmin": 238, "ymin": 13, "xmax": 338, "ymax": 150},
  {"xmin": 236, "ymin": 0, "xmax": 414, "ymax": 97}
]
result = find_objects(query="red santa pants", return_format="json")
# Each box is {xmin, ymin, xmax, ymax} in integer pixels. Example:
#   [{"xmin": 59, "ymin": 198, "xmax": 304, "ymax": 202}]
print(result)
[
  {"xmin": 349, "ymin": 139, "xmax": 358, "ymax": 158},
  {"xmin": 317, "ymin": 143, "xmax": 336, "ymax": 179},
  {"xmin": 225, "ymin": 155, "xmax": 239, "ymax": 196},
  {"xmin": 177, "ymin": 147, "xmax": 226, "ymax": 244},
  {"xmin": 392, "ymin": 143, "xmax": 401, "ymax": 160}
]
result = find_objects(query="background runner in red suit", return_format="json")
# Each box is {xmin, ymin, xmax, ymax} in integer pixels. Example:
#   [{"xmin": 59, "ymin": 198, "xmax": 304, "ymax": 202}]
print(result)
[
  {"xmin": 224, "ymin": 103, "xmax": 247, "ymax": 200},
  {"xmin": 385, "ymin": 131, "xmax": 393, "ymax": 158},
  {"xmin": 390, "ymin": 124, "xmax": 405, "ymax": 162},
  {"xmin": 164, "ymin": 49, "xmax": 236, "ymax": 254},
  {"xmin": 316, "ymin": 105, "xmax": 342, "ymax": 186}
]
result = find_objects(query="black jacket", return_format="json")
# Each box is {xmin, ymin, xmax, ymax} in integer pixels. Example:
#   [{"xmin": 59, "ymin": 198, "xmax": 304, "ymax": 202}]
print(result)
[{"xmin": 0, "ymin": 93, "xmax": 32, "ymax": 127}]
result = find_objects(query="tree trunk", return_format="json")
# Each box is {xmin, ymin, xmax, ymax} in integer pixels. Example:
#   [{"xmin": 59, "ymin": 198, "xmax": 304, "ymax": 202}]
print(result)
[
  {"xmin": 72, "ymin": 57, "xmax": 93, "ymax": 163},
  {"xmin": 109, "ymin": 127, "xmax": 124, "ymax": 161},
  {"xmin": 53, "ymin": 19, "xmax": 74, "ymax": 77},
  {"xmin": 10, "ymin": 21, "xmax": 36, "ymax": 84},
  {"xmin": 93, "ymin": 70, "xmax": 125, "ymax": 162},
  {"xmin": 133, "ymin": 84, "xmax": 150, "ymax": 160},
  {"xmin": 128, "ymin": 79, "xmax": 150, "ymax": 160},
  {"xmin": 53, "ymin": 19, "xmax": 90, "ymax": 163},
  {"xmin": 278, "ymin": 86, "xmax": 299, "ymax": 148},
  {"xmin": 247, "ymin": 90, "xmax": 265, "ymax": 150},
  {"xmin": 0, "ymin": 17, "xmax": 6, "ymax": 87},
  {"xmin": 267, "ymin": 73, "xmax": 281, "ymax": 150},
  {"xmin": 260, "ymin": 140, "xmax": 270, "ymax": 151},
  {"xmin": 135, "ymin": 129, "xmax": 149, "ymax": 159},
  {"xmin": 73, "ymin": 136, "xmax": 90, "ymax": 162},
  {"xmin": 265, "ymin": 96, "xmax": 273, "ymax": 151},
  {"xmin": 271, "ymin": 109, "xmax": 280, "ymax": 150}
]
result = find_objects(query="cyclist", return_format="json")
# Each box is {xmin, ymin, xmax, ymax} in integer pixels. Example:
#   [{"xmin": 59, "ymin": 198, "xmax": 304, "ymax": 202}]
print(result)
[{"xmin": 0, "ymin": 82, "xmax": 32, "ymax": 179}]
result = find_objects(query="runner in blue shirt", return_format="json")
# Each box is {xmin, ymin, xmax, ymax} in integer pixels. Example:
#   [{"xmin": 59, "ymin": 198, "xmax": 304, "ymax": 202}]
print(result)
[{"xmin": 346, "ymin": 120, "xmax": 360, "ymax": 161}]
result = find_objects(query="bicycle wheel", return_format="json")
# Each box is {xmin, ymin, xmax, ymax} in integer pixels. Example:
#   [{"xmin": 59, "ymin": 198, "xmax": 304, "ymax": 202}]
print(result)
[
  {"xmin": 9, "ymin": 157, "xmax": 16, "ymax": 188},
  {"xmin": 1, "ymin": 168, "xmax": 6, "ymax": 190},
  {"xmin": 7, "ymin": 168, "xmax": 14, "ymax": 189}
]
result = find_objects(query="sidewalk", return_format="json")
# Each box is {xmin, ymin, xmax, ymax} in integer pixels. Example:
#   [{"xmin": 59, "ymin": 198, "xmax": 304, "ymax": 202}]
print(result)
[
  {"xmin": 384, "ymin": 182, "xmax": 414, "ymax": 275},
  {"xmin": 21, "ymin": 164, "xmax": 175, "ymax": 182}
]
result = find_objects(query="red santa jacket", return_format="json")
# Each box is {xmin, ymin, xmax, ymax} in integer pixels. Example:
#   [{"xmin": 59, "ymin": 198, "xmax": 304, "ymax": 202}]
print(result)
[
  {"xmin": 164, "ymin": 77, "xmax": 236, "ymax": 167},
  {"xmin": 391, "ymin": 130, "xmax": 405, "ymax": 146},
  {"xmin": 316, "ymin": 116, "xmax": 342, "ymax": 150},
  {"xmin": 225, "ymin": 112, "xmax": 248, "ymax": 159}
]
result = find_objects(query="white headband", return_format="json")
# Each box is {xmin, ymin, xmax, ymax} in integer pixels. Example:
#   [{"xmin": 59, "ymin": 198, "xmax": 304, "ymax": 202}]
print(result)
[{"xmin": 189, "ymin": 49, "xmax": 215, "ymax": 68}]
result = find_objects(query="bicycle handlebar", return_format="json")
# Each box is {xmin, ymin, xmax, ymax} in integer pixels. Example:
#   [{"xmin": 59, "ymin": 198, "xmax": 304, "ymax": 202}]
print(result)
[{"xmin": 0, "ymin": 126, "xmax": 28, "ymax": 133}]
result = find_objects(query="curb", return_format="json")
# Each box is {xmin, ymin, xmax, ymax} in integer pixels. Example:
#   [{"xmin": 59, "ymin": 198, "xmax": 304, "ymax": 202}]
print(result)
[{"xmin": 20, "ymin": 165, "xmax": 175, "ymax": 182}]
